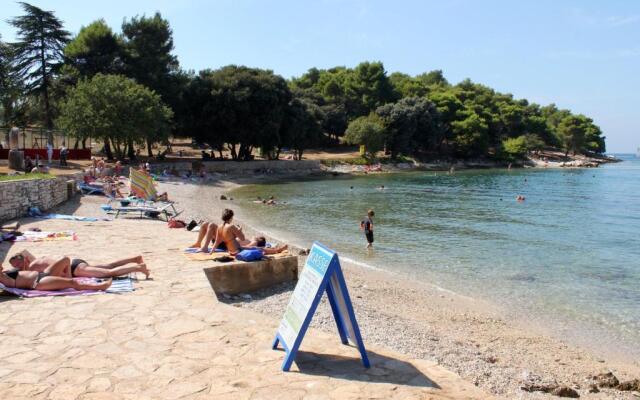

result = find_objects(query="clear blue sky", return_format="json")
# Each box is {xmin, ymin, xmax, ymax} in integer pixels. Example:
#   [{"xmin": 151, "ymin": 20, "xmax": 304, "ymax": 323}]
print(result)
[{"xmin": 2, "ymin": 0, "xmax": 638, "ymax": 152}]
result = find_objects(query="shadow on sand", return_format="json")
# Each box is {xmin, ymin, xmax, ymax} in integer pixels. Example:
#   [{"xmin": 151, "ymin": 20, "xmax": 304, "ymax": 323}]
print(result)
[{"xmin": 285, "ymin": 348, "xmax": 441, "ymax": 388}]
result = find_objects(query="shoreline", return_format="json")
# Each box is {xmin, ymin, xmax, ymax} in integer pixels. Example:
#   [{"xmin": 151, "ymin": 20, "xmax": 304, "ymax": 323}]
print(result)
[{"xmin": 162, "ymin": 171, "xmax": 640, "ymax": 399}]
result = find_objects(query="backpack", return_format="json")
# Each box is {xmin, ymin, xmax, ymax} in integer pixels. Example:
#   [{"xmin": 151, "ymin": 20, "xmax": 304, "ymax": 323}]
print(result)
[{"xmin": 235, "ymin": 249, "xmax": 264, "ymax": 262}]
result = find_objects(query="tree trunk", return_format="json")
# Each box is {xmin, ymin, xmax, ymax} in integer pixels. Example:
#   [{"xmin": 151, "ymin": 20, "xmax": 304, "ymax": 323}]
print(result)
[
  {"xmin": 39, "ymin": 27, "xmax": 53, "ymax": 130},
  {"xmin": 104, "ymin": 137, "xmax": 114, "ymax": 160},
  {"xmin": 229, "ymin": 144, "xmax": 237, "ymax": 160},
  {"xmin": 146, "ymin": 139, "xmax": 154, "ymax": 158},
  {"xmin": 127, "ymin": 139, "xmax": 136, "ymax": 160},
  {"xmin": 297, "ymin": 149, "xmax": 303, "ymax": 160},
  {"xmin": 82, "ymin": 138, "xmax": 87, "ymax": 149},
  {"xmin": 73, "ymin": 138, "xmax": 79, "ymax": 150}
]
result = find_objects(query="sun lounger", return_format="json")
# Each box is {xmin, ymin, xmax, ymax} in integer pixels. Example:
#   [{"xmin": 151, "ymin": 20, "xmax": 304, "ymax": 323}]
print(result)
[
  {"xmin": 106, "ymin": 202, "xmax": 182, "ymax": 221},
  {"xmin": 79, "ymin": 182, "xmax": 105, "ymax": 195}
]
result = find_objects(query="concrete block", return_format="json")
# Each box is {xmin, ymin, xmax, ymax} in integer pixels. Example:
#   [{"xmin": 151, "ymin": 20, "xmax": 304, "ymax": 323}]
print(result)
[{"xmin": 203, "ymin": 255, "xmax": 298, "ymax": 296}]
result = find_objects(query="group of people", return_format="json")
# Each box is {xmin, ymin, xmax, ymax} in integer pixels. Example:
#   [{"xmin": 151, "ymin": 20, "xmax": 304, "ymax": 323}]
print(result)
[
  {"xmin": 21, "ymin": 143, "xmax": 69, "ymax": 173},
  {"xmin": 189, "ymin": 208, "xmax": 288, "ymax": 256},
  {"xmin": 0, "ymin": 251, "xmax": 149, "ymax": 292}
]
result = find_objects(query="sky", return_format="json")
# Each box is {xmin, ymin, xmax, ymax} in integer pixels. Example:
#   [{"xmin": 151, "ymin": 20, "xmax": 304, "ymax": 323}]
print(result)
[{"xmin": 1, "ymin": 0, "xmax": 638, "ymax": 152}]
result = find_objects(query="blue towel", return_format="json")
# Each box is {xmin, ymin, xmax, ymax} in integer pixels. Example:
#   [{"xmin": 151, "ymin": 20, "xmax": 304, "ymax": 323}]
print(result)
[{"xmin": 106, "ymin": 278, "xmax": 135, "ymax": 293}]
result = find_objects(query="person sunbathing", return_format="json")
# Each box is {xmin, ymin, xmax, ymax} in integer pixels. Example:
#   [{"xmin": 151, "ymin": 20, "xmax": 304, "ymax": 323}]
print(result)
[
  {"xmin": 189, "ymin": 221, "xmax": 219, "ymax": 252},
  {"xmin": 211, "ymin": 209, "xmax": 287, "ymax": 256},
  {"xmin": 0, "ymin": 261, "xmax": 112, "ymax": 291},
  {"xmin": 8, "ymin": 252, "xmax": 149, "ymax": 279},
  {"xmin": 189, "ymin": 220, "xmax": 266, "ymax": 253}
]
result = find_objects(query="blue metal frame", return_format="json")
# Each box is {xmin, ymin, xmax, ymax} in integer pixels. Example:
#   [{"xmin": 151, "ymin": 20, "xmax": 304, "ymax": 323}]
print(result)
[{"xmin": 272, "ymin": 241, "xmax": 369, "ymax": 371}]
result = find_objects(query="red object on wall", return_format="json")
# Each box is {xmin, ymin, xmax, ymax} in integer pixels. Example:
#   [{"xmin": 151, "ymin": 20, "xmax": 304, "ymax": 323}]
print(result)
[{"xmin": 0, "ymin": 148, "xmax": 91, "ymax": 160}]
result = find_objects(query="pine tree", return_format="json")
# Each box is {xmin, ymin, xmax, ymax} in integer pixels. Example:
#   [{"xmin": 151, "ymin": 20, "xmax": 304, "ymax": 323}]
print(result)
[{"xmin": 9, "ymin": 2, "xmax": 69, "ymax": 130}]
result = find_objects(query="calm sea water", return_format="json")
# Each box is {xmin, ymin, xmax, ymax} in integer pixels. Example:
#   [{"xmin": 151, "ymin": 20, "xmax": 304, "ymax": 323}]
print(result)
[{"xmin": 233, "ymin": 155, "xmax": 640, "ymax": 359}]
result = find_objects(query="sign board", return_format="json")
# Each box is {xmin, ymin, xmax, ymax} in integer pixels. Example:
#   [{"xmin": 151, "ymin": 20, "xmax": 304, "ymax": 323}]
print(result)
[{"xmin": 272, "ymin": 241, "xmax": 370, "ymax": 371}]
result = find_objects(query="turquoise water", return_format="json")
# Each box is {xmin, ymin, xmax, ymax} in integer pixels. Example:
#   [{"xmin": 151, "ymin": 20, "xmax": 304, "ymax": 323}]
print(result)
[{"xmin": 233, "ymin": 156, "xmax": 640, "ymax": 359}]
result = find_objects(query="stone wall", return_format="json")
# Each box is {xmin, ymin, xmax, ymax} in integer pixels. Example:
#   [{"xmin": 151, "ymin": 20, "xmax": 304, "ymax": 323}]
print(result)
[
  {"xmin": 0, "ymin": 173, "xmax": 82, "ymax": 222},
  {"xmin": 150, "ymin": 160, "xmax": 322, "ymax": 175}
]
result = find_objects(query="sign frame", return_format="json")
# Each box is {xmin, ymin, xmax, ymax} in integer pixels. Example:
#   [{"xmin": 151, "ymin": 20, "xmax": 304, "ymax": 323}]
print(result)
[{"xmin": 272, "ymin": 241, "xmax": 370, "ymax": 371}]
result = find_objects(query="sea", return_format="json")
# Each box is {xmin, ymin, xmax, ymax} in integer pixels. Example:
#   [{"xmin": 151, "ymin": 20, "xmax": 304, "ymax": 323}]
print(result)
[{"xmin": 232, "ymin": 154, "xmax": 640, "ymax": 361}]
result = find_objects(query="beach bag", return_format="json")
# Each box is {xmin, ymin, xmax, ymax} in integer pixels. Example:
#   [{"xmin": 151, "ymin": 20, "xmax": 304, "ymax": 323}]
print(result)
[
  {"xmin": 235, "ymin": 249, "xmax": 263, "ymax": 262},
  {"xmin": 167, "ymin": 218, "xmax": 187, "ymax": 229}
]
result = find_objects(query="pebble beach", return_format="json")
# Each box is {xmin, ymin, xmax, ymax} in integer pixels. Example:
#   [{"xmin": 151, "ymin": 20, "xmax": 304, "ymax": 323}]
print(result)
[{"xmin": 163, "ymin": 174, "xmax": 640, "ymax": 399}]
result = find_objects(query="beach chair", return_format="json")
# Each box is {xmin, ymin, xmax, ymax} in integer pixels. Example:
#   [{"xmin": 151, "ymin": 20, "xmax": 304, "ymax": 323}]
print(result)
[
  {"xmin": 107, "ymin": 202, "xmax": 182, "ymax": 221},
  {"xmin": 79, "ymin": 182, "xmax": 105, "ymax": 195},
  {"xmin": 129, "ymin": 168, "xmax": 158, "ymax": 200}
]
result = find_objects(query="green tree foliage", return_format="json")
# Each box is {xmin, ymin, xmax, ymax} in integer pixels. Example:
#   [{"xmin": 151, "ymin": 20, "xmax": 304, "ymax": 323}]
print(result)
[
  {"xmin": 376, "ymin": 97, "xmax": 440, "ymax": 159},
  {"xmin": 121, "ymin": 13, "xmax": 178, "ymax": 99},
  {"xmin": 450, "ymin": 110, "xmax": 489, "ymax": 157},
  {"xmin": 190, "ymin": 66, "xmax": 291, "ymax": 160},
  {"xmin": 279, "ymin": 94, "xmax": 324, "ymax": 160},
  {"xmin": 9, "ymin": 2, "xmax": 70, "ymax": 130},
  {"xmin": 64, "ymin": 19, "xmax": 123, "ymax": 80},
  {"xmin": 555, "ymin": 115, "xmax": 605, "ymax": 156},
  {"xmin": 345, "ymin": 61, "xmax": 395, "ymax": 117},
  {"xmin": 57, "ymin": 74, "xmax": 172, "ymax": 160},
  {"xmin": 0, "ymin": 35, "xmax": 22, "ymax": 126},
  {"xmin": 344, "ymin": 114, "xmax": 387, "ymax": 159},
  {"xmin": 121, "ymin": 13, "xmax": 189, "ymax": 140},
  {"xmin": 501, "ymin": 135, "xmax": 528, "ymax": 160}
]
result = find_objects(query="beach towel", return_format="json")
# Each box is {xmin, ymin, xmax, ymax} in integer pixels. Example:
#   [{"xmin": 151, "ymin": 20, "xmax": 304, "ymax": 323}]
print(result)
[
  {"xmin": 183, "ymin": 249, "xmax": 229, "ymax": 261},
  {"xmin": 0, "ymin": 277, "xmax": 134, "ymax": 298},
  {"xmin": 12, "ymin": 231, "xmax": 77, "ymax": 242},
  {"xmin": 130, "ymin": 168, "xmax": 157, "ymax": 200},
  {"xmin": 182, "ymin": 248, "xmax": 289, "ymax": 261},
  {"xmin": 27, "ymin": 207, "xmax": 107, "ymax": 222}
]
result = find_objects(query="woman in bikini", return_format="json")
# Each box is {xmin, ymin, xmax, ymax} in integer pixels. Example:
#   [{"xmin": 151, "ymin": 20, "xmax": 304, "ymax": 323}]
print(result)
[
  {"xmin": 211, "ymin": 209, "xmax": 287, "ymax": 256},
  {"xmin": 0, "ymin": 260, "xmax": 112, "ymax": 291},
  {"xmin": 8, "ymin": 252, "xmax": 150, "ymax": 279}
]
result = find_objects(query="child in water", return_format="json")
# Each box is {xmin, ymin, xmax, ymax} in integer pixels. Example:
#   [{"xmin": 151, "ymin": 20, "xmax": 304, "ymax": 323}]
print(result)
[{"xmin": 360, "ymin": 209, "xmax": 375, "ymax": 249}]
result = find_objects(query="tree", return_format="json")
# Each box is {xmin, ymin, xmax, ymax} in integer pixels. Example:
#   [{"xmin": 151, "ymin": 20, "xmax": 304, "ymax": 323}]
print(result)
[
  {"xmin": 450, "ymin": 109, "xmax": 489, "ymax": 157},
  {"xmin": 345, "ymin": 61, "xmax": 395, "ymax": 117},
  {"xmin": 64, "ymin": 19, "xmax": 124, "ymax": 80},
  {"xmin": 191, "ymin": 66, "xmax": 291, "ymax": 160},
  {"xmin": 121, "ymin": 13, "xmax": 178, "ymax": 99},
  {"xmin": 501, "ymin": 135, "xmax": 528, "ymax": 160},
  {"xmin": 279, "ymin": 96, "xmax": 324, "ymax": 160},
  {"xmin": 344, "ymin": 114, "xmax": 387, "ymax": 159},
  {"xmin": 9, "ymin": 2, "xmax": 70, "ymax": 130},
  {"xmin": 376, "ymin": 97, "xmax": 440, "ymax": 158},
  {"xmin": 57, "ymin": 74, "xmax": 172, "ymax": 160},
  {"xmin": 122, "ymin": 13, "xmax": 184, "ymax": 139},
  {"xmin": 557, "ymin": 115, "xmax": 587, "ymax": 156}
]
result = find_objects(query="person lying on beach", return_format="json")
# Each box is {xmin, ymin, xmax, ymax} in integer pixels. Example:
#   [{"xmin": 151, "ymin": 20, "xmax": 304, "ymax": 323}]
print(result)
[
  {"xmin": 9, "ymin": 253, "xmax": 149, "ymax": 279},
  {"xmin": 0, "ymin": 261, "xmax": 112, "ymax": 291},
  {"xmin": 211, "ymin": 209, "xmax": 287, "ymax": 256}
]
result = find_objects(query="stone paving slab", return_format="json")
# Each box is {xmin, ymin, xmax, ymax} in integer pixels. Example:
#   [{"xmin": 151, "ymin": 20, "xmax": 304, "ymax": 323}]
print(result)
[{"xmin": 0, "ymin": 200, "xmax": 491, "ymax": 399}]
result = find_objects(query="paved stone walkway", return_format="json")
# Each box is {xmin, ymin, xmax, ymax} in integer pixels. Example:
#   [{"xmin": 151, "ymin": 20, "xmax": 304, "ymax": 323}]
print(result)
[{"xmin": 0, "ymin": 198, "xmax": 490, "ymax": 399}]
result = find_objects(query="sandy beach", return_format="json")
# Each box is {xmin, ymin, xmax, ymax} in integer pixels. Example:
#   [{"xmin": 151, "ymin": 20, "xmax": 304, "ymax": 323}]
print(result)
[{"xmin": 161, "ymin": 174, "xmax": 640, "ymax": 399}]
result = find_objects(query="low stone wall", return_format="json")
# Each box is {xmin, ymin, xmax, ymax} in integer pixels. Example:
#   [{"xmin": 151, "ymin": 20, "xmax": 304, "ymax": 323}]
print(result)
[
  {"xmin": 0, "ymin": 173, "xmax": 82, "ymax": 222},
  {"xmin": 203, "ymin": 255, "xmax": 299, "ymax": 296},
  {"xmin": 150, "ymin": 160, "xmax": 322, "ymax": 175}
]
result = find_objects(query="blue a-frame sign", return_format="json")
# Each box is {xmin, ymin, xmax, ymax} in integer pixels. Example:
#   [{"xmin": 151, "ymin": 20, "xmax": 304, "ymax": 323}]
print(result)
[{"xmin": 272, "ymin": 241, "xmax": 370, "ymax": 371}]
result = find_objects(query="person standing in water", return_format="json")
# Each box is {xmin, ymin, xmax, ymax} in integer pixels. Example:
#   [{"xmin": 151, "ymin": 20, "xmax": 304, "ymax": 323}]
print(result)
[{"xmin": 361, "ymin": 209, "xmax": 375, "ymax": 249}]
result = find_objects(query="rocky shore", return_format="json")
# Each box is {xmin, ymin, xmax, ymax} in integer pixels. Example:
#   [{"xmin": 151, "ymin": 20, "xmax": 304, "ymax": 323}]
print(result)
[
  {"xmin": 321, "ymin": 150, "xmax": 621, "ymax": 175},
  {"xmin": 162, "ymin": 174, "xmax": 640, "ymax": 400}
]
